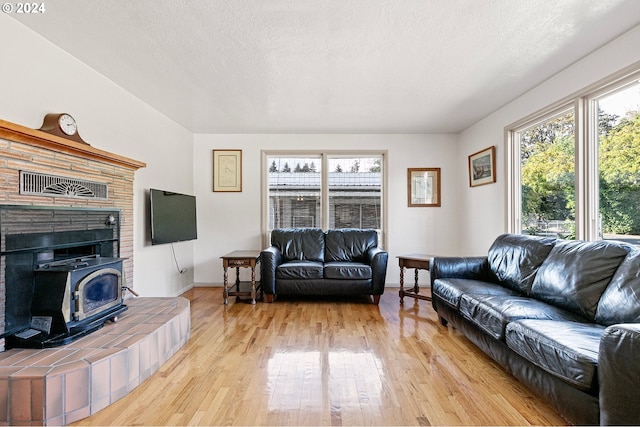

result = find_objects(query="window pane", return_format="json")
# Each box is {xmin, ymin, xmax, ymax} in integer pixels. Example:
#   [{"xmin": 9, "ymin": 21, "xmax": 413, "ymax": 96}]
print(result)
[
  {"xmin": 265, "ymin": 153, "xmax": 384, "ymax": 246},
  {"xmin": 519, "ymin": 111, "xmax": 576, "ymax": 239},
  {"xmin": 597, "ymin": 83, "xmax": 640, "ymax": 245},
  {"xmin": 267, "ymin": 156, "xmax": 321, "ymax": 229},
  {"xmin": 327, "ymin": 157, "xmax": 382, "ymax": 230}
]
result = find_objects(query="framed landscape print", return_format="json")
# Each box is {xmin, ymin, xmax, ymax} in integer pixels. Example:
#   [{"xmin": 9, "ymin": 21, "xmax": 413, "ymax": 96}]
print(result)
[
  {"xmin": 468, "ymin": 146, "xmax": 496, "ymax": 187},
  {"xmin": 213, "ymin": 149, "xmax": 242, "ymax": 192},
  {"xmin": 408, "ymin": 168, "xmax": 441, "ymax": 207}
]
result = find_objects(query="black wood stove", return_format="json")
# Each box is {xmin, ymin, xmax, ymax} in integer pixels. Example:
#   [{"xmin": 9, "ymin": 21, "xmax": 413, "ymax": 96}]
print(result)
[
  {"xmin": 1, "ymin": 206, "xmax": 129, "ymax": 349},
  {"xmin": 9, "ymin": 255, "xmax": 128, "ymax": 348}
]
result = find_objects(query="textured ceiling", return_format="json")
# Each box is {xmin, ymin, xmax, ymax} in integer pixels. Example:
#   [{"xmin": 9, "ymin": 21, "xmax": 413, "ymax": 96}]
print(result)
[{"xmin": 10, "ymin": 0, "xmax": 640, "ymax": 133}]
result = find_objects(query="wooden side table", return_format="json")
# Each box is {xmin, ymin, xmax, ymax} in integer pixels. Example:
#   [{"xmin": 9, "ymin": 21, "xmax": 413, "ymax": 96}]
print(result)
[
  {"xmin": 221, "ymin": 250, "xmax": 261, "ymax": 305},
  {"xmin": 397, "ymin": 254, "xmax": 433, "ymax": 304}
]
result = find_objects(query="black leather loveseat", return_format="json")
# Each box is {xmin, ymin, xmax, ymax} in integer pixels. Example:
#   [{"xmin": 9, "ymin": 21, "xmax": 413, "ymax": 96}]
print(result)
[
  {"xmin": 260, "ymin": 228, "xmax": 388, "ymax": 304},
  {"xmin": 430, "ymin": 233, "xmax": 640, "ymax": 425}
]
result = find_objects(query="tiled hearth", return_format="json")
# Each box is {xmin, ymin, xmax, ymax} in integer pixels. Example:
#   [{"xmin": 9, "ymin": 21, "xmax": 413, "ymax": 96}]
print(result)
[{"xmin": 0, "ymin": 297, "xmax": 190, "ymax": 425}]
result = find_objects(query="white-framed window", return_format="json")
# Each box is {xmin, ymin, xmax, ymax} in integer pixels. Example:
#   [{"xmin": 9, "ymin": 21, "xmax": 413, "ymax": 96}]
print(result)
[
  {"xmin": 507, "ymin": 66, "xmax": 640, "ymax": 245},
  {"xmin": 262, "ymin": 151, "xmax": 387, "ymax": 248}
]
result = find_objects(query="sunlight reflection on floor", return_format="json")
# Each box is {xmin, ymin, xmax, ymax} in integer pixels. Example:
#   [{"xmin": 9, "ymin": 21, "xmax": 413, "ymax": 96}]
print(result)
[{"xmin": 266, "ymin": 350, "xmax": 384, "ymax": 412}]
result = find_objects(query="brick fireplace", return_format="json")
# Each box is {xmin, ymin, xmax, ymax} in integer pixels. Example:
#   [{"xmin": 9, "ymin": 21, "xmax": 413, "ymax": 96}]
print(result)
[
  {"xmin": 0, "ymin": 119, "xmax": 192, "ymax": 425},
  {"xmin": 0, "ymin": 118, "xmax": 145, "ymax": 351}
]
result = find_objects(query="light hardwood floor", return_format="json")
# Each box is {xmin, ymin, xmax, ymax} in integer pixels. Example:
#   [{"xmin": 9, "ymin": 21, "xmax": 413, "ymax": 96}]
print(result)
[{"xmin": 73, "ymin": 287, "xmax": 567, "ymax": 426}]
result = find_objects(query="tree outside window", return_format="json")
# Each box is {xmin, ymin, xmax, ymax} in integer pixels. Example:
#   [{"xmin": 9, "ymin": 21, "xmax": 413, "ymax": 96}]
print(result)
[{"xmin": 512, "ymin": 75, "xmax": 640, "ymax": 246}]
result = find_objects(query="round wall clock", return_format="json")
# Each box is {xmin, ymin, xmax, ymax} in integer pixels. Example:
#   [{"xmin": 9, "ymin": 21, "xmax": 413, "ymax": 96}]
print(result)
[{"xmin": 38, "ymin": 113, "xmax": 89, "ymax": 145}]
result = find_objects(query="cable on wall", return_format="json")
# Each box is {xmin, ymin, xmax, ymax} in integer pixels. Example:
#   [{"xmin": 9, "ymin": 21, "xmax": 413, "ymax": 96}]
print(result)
[{"xmin": 171, "ymin": 243, "xmax": 187, "ymax": 274}]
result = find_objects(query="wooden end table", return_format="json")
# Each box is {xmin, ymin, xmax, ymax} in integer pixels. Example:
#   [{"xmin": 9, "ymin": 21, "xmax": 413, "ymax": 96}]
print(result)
[
  {"xmin": 397, "ymin": 254, "xmax": 433, "ymax": 304},
  {"xmin": 221, "ymin": 250, "xmax": 261, "ymax": 305}
]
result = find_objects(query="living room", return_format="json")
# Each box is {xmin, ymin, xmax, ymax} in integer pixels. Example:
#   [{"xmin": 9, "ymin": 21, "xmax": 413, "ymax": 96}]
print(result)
[
  {"xmin": 1, "ymin": 1, "xmax": 640, "ymax": 425},
  {"xmin": 1, "ymin": 2, "xmax": 639, "ymax": 298}
]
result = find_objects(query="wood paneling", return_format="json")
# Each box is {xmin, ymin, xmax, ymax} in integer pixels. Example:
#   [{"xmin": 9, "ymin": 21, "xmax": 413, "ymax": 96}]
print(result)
[{"xmin": 72, "ymin": 288, "xmax": 567, "ymax": 426}]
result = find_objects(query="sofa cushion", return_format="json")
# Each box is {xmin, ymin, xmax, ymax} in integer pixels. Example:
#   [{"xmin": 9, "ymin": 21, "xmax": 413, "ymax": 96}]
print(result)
[
  {"xmin": 487, "ymin": 233, "xmax": 556, "ymax": 294},
  {"xmin": 596, "ymin": 249, "xmax": 640, "ymax": 325},
  {"xmin": 271, "ymin": 228, "xmax": 325, "ymax": 262},
  {"xmin": 324, "ymin": 262, "xmax": 372, "ymax": 280},
  {"xmin": 505, "ymin": 319, "xmax": 605, "ymax": 392},
  {"xmin": 276, "ymin": 260, "xmax": 324, "ymax": 280},
  {"xmin": 530, "ymin": 240, "xmax": 631, "ymax": 320},
  {"xmin": 459, "ymin": 294, "xmax": 586, "ymax": 340},
  {"xmin": 324, "ymin": 229, "xmax": 377, "ymax": 262},
  {"xmin": 432, "ymin": 278, "xmax": 518, "ymax": 309}
]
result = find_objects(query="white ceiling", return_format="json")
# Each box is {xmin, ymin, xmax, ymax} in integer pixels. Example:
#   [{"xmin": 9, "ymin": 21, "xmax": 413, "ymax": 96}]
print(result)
[{"xmin": 11, "ymin": 0, "xmax": 640, "ymax": 134}]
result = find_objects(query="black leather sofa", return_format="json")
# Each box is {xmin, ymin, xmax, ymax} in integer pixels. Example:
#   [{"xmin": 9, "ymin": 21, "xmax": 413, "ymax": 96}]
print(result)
[
  {"xmin": 260, "ymin": 228, "xmax": 388, "ymax": 304},
  {"xmin": 430, "ymin": 233, "xmax": 640, "ymax": 425}
]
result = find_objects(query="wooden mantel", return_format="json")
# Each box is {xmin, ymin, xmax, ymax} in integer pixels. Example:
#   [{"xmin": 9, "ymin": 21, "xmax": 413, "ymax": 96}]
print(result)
[{"xmin": 0, "ymin": 118, "xmax": 146, "ymax": 170}]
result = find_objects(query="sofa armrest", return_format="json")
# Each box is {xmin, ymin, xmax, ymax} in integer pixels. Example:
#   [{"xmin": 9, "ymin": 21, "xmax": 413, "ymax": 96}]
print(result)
[
  {"xmin": 367, "ymin": 247, "xmax": 388, "ymax": 295},
  {"xmin": 429, "ymin": 256, "xmax": 489, "ymax": 287},
  {"xmin": 599, "ymin": 324, "xmax": 640, "ymax": 425},
  {"xmin": 260, "ymin": 247, "xmax": 282, "ymax": 295}
]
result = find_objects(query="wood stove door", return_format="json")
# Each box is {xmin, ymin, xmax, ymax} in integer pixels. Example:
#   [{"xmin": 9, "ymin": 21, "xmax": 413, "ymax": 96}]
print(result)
[{"xmin": 74, "ymin": 267, "xmax": 123, "ymax": 321}]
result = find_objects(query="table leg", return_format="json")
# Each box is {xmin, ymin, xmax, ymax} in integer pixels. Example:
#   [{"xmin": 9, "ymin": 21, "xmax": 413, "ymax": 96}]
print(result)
[
  {"xmin": 399, "ymin": 266, "xmax": 405, "ymax": 304},
  {"xmin": 414, "ymin": 268, "xmax": 420, "ymax": 293},
  {"xmin": 250, "ymin": 266, "xmax": 256, "ymax": 304},
  {"xmin": 223, "ymin": 266, "xmax": 229, "ymax": 305}
]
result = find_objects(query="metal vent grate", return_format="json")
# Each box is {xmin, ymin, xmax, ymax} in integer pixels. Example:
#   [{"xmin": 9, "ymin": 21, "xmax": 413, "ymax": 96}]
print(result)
[{"xmin": 20, "ymin": 171, "xmax": 108, "ymax": 199}]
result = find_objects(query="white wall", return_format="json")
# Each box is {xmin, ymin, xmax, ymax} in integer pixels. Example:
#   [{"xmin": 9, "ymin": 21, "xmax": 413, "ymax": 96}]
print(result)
[
  {"xmin": 0, "ymin": 15, "xmax": 195, "ymax": 297},
  {"xmin": 193, "ymin": 133, "xmax": 460, "ymax": 286},
  {"xmin": 458, "ymin": 24, "xmax": 640, "ymax": 255}
]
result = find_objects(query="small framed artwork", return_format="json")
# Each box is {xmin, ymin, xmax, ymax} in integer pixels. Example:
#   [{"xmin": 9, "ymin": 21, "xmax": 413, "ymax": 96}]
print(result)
[
  {"xmin": 408, "ymin": 168, "xmax": 441, "ymax": 207},
  {"xmin": 213, "ymin": 149, "xmax": 242, "ymax": 192},
  {"xmin": 468, "ymin": 146, "xmax": 496, "ymax": 187}
]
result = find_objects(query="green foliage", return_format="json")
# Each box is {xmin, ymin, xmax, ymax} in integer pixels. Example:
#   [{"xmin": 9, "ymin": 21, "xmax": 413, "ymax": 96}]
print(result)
[
  {"xmin": 520, "ymin": 112, "xmax": 574, "ymax": 161},
  {"xmin": 521, "ymin": 134, "xmax": 575, "ymax": 224},
  {"xmin": 520, "ymin": 112, "xmax": 576, "ymax": 236},
  {"xmin": 598, "ymin": 112, "xmax": 640, "ymax": 234},
  {"xmin": 521, "ymin": 110, "xmax": 640, "ymax": 236}
]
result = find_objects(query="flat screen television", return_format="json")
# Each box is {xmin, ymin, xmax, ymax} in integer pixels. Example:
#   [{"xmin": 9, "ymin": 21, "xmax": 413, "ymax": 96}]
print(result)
[{"xmin": 149, "ymin": 188, "xmax": 198, "ymax": 245}]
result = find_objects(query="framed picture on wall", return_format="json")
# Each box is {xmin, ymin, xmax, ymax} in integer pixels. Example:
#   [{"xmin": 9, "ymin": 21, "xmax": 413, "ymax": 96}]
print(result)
[
  {"xmin": 408, "ymin": 168, "xmax": 441, "ymax": 207},
  {"xmin": 213, "ymin": 149, "xmax": 242, "ymax": 192},
  {"xmin": 468, "ymin": 146, "xmax": 496, "ymax": 187}
]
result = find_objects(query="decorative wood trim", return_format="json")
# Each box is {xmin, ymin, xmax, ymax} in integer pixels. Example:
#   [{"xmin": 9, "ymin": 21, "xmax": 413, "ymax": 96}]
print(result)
[{"xmin": 0, "ymin": 118, "xmax": 146, "ymax": 170}]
